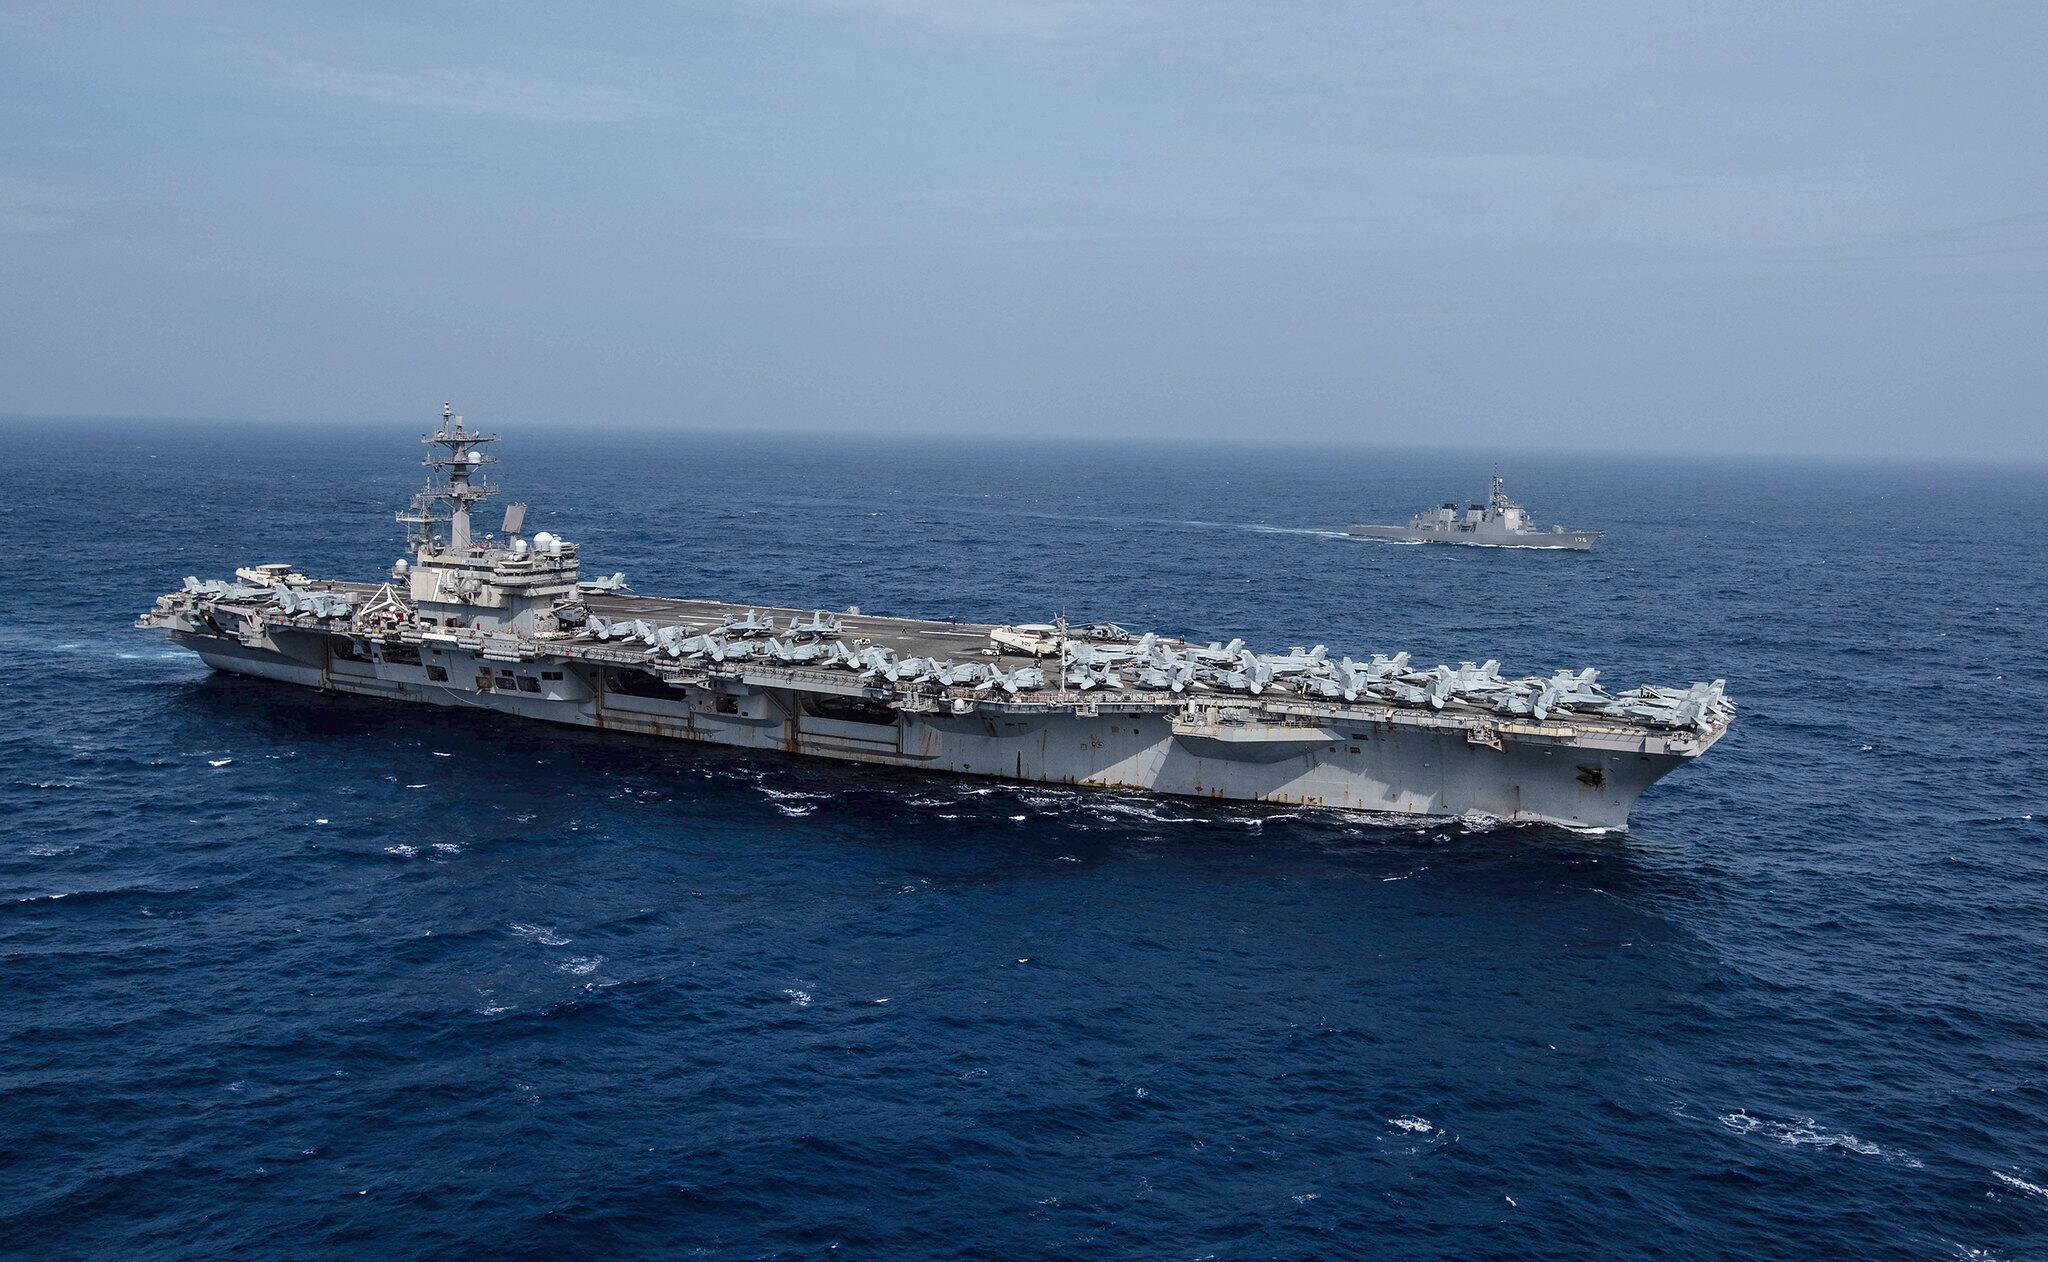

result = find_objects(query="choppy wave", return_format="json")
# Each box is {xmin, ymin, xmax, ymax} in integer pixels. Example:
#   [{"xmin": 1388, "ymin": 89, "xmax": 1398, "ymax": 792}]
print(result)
[
  {"xmin": 6, "ymin": 427, "xmax": 2046, "ymax": 1259},
  {"xmin": 1718, "ymin": 1111, "xmax": 1923, "ymax": 1167},
  {"xmin": 509, "ymin": 924, "xmax": 572, "ymax": 946},
  {"xmin": 8, "ymin": 884, "xmax": 194, "ymax": 908}
]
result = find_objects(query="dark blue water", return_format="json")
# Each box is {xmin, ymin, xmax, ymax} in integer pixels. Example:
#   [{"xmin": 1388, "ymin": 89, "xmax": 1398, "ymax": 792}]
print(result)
[{"xmin": 3, "ymin": 421, "xmax": 2044, "ymax": 1260}]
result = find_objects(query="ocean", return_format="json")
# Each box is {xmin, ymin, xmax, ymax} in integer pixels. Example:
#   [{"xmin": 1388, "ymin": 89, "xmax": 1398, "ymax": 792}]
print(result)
[{"xmin": 2, "ymin": 419, "xmax": 2043, "ymax": 1259}]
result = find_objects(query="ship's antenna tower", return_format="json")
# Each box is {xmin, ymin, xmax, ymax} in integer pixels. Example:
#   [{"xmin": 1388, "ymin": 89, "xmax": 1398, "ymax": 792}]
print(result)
[
  {"xmin": 1490, "ymin": 468, "xmax": 1509, "ymax": 515},
  {"xmin": 396, "ymin": 402, "xmax": 500, "ymax": 553}
]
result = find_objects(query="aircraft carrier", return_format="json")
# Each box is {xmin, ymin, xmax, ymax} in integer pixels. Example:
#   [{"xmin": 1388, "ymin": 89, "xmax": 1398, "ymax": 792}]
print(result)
[{"xmin": 137, "ymin": 410, "xmax": 1733, "ymax": 829}]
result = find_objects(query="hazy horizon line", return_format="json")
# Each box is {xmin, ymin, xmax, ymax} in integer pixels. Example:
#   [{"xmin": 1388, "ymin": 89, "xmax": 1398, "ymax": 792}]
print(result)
[{"xmin": 2, "ymin": 409, "xmax": 2040, "ymax": 471}]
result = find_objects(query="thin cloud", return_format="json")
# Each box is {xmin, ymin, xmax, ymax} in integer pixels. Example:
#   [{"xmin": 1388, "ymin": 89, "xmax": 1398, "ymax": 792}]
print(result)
[
  {"xmin": 234, "ymin": 45, "xmax": 658, "ymax": 123},
  {"xmin": 911, "ymin": 147, "xmax": 1907, "ymax": 255},
  {"xmin": 789, "ymin": 0, "xmax": 1165, "ymax": 38},
  {"xmin": 1374, "ymin": 151, "xmax": 1902, "ymax": 251},
  {"xmin": 0, "ymin": 175, "xmax": 96, "ymax": 234},
  {"xmin": 1814, "ymin": 210, "xmax": 2048, "ymax": 273},
  {"xmin": 1885, "ymin": 209, "xmax": 2048, "ymax": 254},
  {"xmin": 1378, "ymin": 2, "xmax": 1663, "ymax": 93}
]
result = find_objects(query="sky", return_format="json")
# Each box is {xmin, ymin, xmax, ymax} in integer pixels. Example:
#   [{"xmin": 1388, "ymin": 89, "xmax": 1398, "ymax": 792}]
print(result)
[{"xmin": 0, "ymin": 1, "xmax": 2043, "ymax": 460}]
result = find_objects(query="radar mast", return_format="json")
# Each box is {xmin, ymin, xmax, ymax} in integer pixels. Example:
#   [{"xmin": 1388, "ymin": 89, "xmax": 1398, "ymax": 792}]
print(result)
[{"xmin": 397, "ymin": 403, "xmax": 500, "ymax": 554}]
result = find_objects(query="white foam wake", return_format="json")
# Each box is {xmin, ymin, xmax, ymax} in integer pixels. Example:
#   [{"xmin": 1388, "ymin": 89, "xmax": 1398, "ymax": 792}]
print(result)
[{"xmin": 1719, "ymin": 1111, "xmax": 1921, "ymax": 1167}]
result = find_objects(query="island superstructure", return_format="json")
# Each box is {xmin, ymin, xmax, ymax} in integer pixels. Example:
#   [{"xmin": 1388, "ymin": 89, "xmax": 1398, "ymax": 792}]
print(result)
[
  {"xmin": 138, "ymin": 410, "xmax": 1731, "ymax": 829},
  {"xmin": 1349, "ymin": 474, "xmax": 1602, "ymax": 550}
]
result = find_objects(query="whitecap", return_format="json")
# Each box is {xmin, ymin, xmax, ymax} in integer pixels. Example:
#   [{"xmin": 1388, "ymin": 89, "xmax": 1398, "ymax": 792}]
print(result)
[
  {"xmin": 775, "ymin": 803, "xmax": 815, "ymax": 817},
  {"xmin": 782, "ymin": 988, "xmax": 812, "ymax": 1007},
  {"xmin": 758, "ymin": 787, "xmax": 832, "ymax": 802},
  {"xmin": 556, "ymin": 955, "xmax": 603, "ymax": 976},
  {"xmin": 1389, "ymin": 1116, "xmax": 1434, "ymax": 1133},
  {"xmin": 208, "ymin": 758, "xmax": 233, "ymax": 768},
  {"xmin": 509, "ymin": 923, "xmax": 570, "ymax": 946},
  {"xmin": 1718, "ymin": 1111, "xmax": 1918, "ymax": 1165},
  {"xmin": 384, "ymin": 844, "xmax": 417, "ymax": 857},
  {"xmin": 1994, "ymin": 1171, "xmax": 2048, "ymax": 1199},
  {"xmin": 1088, "ymin": 799, "xmax": 1203, "ymax": 825}
]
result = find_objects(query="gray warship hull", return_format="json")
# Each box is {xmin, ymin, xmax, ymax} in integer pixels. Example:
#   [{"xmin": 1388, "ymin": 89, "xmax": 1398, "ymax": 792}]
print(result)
[
  {"xmin": 138, "ymin": 411, "xmax": 1730, "ymax": 832},
  {"xmin": 1347, "ymin": 523, "xmax": 1602, "ymax": 550},
  {"xmin": 1350, "ymin": 473, "xmax": 1602, "ymax": 550},
  {"xmin": 153, "ymin": 591, "xmax": 1718, "ymax": 831}
]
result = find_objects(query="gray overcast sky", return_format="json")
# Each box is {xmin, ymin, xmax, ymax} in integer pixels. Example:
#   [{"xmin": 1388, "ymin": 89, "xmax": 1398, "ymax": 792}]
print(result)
[{"xmin": 1, "ymin": 2, "xmax": 2043, "ymax": 460}]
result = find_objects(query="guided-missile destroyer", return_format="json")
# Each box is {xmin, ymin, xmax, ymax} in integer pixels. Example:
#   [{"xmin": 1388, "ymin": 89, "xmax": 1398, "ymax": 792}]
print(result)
[
  {"xmin": 1350, "ymin": 474, "xmax": 1602, "ymax": 550},
  {"xmin": 138, "ymin": 411, "xmax": 1732, "ymax": 829}
]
